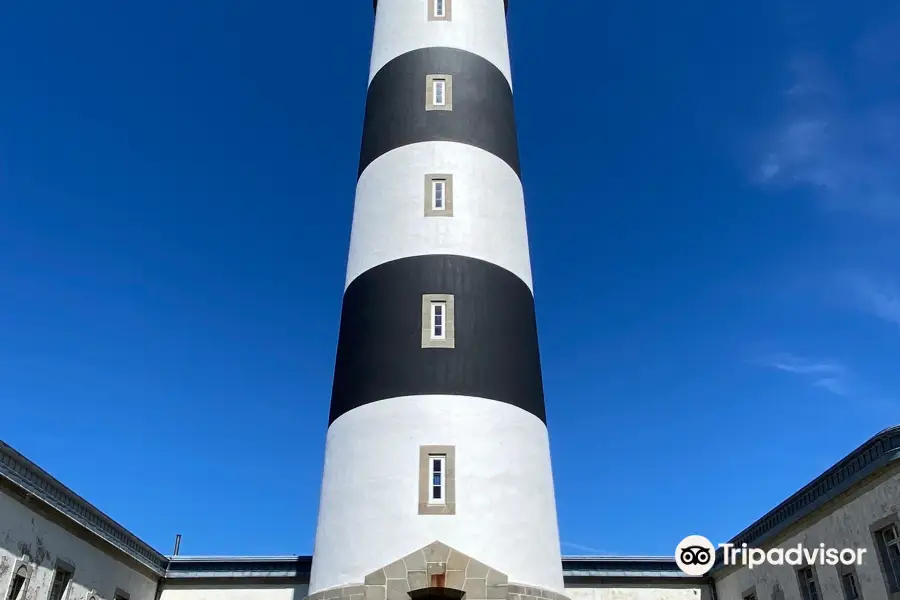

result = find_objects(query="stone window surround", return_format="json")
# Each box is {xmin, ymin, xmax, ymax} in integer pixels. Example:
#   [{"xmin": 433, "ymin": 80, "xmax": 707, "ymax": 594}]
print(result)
[
  {"xmin": 795, "ymin": 564, "xmax": 822, "ymax": 600},
  {"xmin": 426, "ymin": 75, "xmax": 453, "ymax": 111},
  {"xmin": 425, "ymin": 174, "xmax": 454, "ymax": 217},
  {"xmin": 427, "ymin": 0, "xmax": 452, "ymax": 21},
  {"xmin": 421, "ymin": 294, "xmax": 455, "ymax": 349},
  {"xmin": 869, "ymin": 512, "xmax": 900, "ymax": 600},
  {"xmin": 48, "ymin": 559, "xmax": 75, "ymax": 600},
  {"xmin": 770, "ymin": 582, "xmax": 785, "ymax": 600},
  {"xmin": 837, "ymin": 562, "xmax": 863, "ymax": 600},
  {"xmin": 5, "ymin": 561, "xmax": 33, "ymax": 600},
  {"xmin": 419, "ymin": 445, "xmax": 456, "ymax": 515}
]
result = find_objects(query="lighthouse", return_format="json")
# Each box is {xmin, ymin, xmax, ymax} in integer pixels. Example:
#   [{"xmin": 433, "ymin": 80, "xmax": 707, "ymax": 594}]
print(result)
[{"xmin": 308, "ymin": 1, "xmax": 566, "ymax": 599}]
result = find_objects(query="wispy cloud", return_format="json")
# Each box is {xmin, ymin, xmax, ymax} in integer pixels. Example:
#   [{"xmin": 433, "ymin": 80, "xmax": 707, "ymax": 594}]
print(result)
[
  {"xmin": 758, "ymin": 352, "xmax": 897, "ymax": 411},
  {"xmin": 838, "ymin": 272, "xmax": 900, "ymax": 328},
  {"xmin": 561, "ymin": 541, "xmax": 608, "ymax": 555},
  {"xmin": 756, "ymin": 21, "xmax": 900, "ymax": 218},
  {"xmin": 759, "ymin": 353, "xmax": 850, "ymax": 397}
]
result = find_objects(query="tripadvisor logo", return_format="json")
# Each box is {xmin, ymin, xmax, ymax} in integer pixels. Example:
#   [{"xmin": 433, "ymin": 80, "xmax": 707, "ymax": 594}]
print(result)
[
  {"xmin": 674, "ymin": 535, "xmax": 868, "ymax": 575},
  {"xmin": 675, "ymin": 535, "xmax": 716, "ymax": 576}
]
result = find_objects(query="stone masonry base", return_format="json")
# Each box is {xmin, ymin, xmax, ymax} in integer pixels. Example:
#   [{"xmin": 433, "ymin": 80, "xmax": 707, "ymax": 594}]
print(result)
[{"xmin": 306, "ymin": 542, "xmax": 569, "ymax": 600}]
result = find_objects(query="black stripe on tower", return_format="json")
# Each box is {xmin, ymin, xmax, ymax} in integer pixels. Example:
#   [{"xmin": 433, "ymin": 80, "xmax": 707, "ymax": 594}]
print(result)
[
  {"xmin": 358, "ymin": 47, "xmax": 520, "ymax": 179},
  {"xmin": 329, "ymin": 256, "xmax": 545, "ymax": 425}
]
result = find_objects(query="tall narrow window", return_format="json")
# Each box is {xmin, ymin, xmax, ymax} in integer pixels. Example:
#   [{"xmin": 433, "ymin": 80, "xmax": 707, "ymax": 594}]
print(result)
[
  {"xmin": 428, "ymin": 0, "xmax": 451, "ymax": 21},
  {"xmin": 841, "ymin": 570, "xmax": 861, "ymax": 600},
  {"xmin": 433, "ymin": 80, "xmax": 446, "ymax": 106},
  {"xmin": 875, "ymin": 522, "xmax": 900, "ymax": 592},
  {"xmin": 421, "ymin": 294, "xmax": 454, "ymax": 348},
  {"xmin": 419, "ymin": 445, "xmax": 455, "ymax": 515},
  {"xmin": 425, "ymin": 174, "xmax": 453, "ymax": 217},
  {"xmin": 429, "ymin": 454, "xmax": 446, "ymax": 504},
  {"xmin": 426, "ymin": 75, "xmax": 452, "ymax": 111},
  {"xmin": 432, "ymin": 179, "xmax": 446, "ymax": 210},
  {"xmin": 431, "ymin": 302, "xmax": 445, "ymax": 340},
  {"xmin": 797, "ymin": 567, "xmax": 820, "ymax": 600},
  {"xmin": 47, "ymin": 567, "xmax": 72, "ymax": 600},
  {"xmin": 5, "ymin": 566, "xmax": 28, "ymax": 600}
]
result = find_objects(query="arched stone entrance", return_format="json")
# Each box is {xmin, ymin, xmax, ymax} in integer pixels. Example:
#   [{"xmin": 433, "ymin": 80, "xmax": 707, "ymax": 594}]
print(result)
[
  {"xmin": 304, "ymin": 541, "xmax": 570, "ymax": 600},
  {"xmin": 361, "ymin": 541, "xmax": 507, "ymax": 600}
]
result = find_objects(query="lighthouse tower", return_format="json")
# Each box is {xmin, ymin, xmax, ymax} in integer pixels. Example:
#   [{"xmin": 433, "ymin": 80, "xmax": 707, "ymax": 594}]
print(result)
[{"xmin": 308, "ymin": 1, "xmax": 566, "ymax": 599}]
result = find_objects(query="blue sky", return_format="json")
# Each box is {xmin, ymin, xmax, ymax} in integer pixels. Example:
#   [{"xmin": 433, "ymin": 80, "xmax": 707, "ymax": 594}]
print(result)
[{"xmin": 1, "ymin": 0, "xmax": 898, "ymax": 559}]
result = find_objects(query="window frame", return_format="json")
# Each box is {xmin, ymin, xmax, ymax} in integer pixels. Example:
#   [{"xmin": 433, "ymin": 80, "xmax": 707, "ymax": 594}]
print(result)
[
  {"xmin": 882, "ymin": 524, "xmax": 900, "ymax": 586},
  {"xmin": 796, "ymin": 566, "xmax": 821, "ymax": 600},
  {"xmin": 430, "ymin": 301, "xmax": 446, "ymax": 340},
  {"xmin": 5, "ymin": 565, "xmax": 29, "ymax": 600},
  {"xmin": 426, "ymin": 75, "xmax": 453, "ymax": 111},
  {"xmin": 418, "ymin": 445, "xmax": 455, "ymax": 515},
  {"xmin": 434, "ymin": 0, "xmax": 445, "ymax": 18},
  {"xmin": 428, "ymin": 454, "xmax": 446, "ymax": 505},
  {"xmin": 433, "ymin": 79, "xmax": 446, "ymax": 106},
  {"xmin": 427, "ymin": 0, "xmax": 452, "ymax": 21},
  {"xmin": 47, "ymin": 561, "xmax": 74, "ymax": 600},
  {"xmin": 432, "ymin": 179, "xmax": 446, "ymax": 211},
  {"xmin": 424, "ymin": 174, "xmax": 453, "ymax": 217},
  {"xmin": 421, "ymin": 294, "xmax": 455, "ymax": 348},
  {"xmin": 870, "ymin": 513, "xmax": 900, "ymax": 597},
  {"xmin": 113, "ymin": 589, "xmax": 130, "ymax": 600},
  {"xmin": 839, "ymin": 566, "xmax": 862, "ymax": 600}
]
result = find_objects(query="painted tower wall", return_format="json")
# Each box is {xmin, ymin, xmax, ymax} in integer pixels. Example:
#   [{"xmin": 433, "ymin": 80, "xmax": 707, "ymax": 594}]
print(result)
[
  {"xmin": 346, "ymin": 142, "xmax": 532, "ymax": 291},
  {"xmin": 310, "ymin": 0, "xmax": 564, "ymax": 594},
  {"xmin": 312, "ymin": 397, "xmax": 560, "ymax": 592},
  {"xmin": 367, "ymin": 0, "xmax": 512, "ymax": 86}
]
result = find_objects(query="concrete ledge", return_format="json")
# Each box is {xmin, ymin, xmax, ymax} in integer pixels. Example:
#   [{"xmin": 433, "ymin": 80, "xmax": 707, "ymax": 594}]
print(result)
[{"xmin": 507, "ymin": 583, "xmax": 570, "ymax": 600}]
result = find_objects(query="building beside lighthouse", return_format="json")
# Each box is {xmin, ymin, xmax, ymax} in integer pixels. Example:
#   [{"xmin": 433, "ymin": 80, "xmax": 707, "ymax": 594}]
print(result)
[{"xmin": 1, "ymin": 4, "xmax": 899, "ymax": 600}]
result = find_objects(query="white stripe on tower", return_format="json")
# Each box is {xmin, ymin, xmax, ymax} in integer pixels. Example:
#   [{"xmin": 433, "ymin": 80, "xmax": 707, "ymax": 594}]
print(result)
[
  {"xmin": 310, "ymin": 0, "xmax": 564, "ymax": 595},
  {"xmin": 368, "ymin": 0, "xmax": 513, "ymax": 87},
  {"xmin": 346, "ymin": 142, "xmax": 533, "ymax": 291}
]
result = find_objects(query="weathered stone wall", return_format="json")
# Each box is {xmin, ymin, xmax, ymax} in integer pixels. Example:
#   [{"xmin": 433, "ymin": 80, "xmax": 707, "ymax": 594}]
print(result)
[
  {"xmin": 0, "ymin": 489, "xmax": 158, "ymax": 600},
  {"xmin": 713, "ymin": 466, "xmax": 900, "ymax": 600}
]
